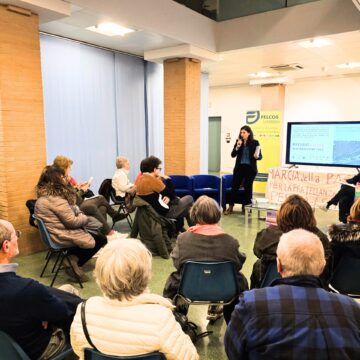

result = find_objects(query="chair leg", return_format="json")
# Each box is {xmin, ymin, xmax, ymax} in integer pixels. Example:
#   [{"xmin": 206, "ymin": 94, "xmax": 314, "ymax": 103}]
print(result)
[
  {"xmin": 51, "ymin": 251, "xmax": 62, "ymax": 273},
  {"xmin": 120, "ymin": 203, "xmax": 133, "ymax": 229},
  {"xmin": 125, "ymin": 213, "xmax": 133, "ymax": 229},
  {"xmin": 40, "ymin": 250, "xmax": 55, "ymax": 278},
  {"xmin": 45, "ymin": 249, "xmax": 51, "ymax": 260},
  {"xmin": 50, "ymin": 253, "xmax": 64, "ymax": 287},
  {"xmin": 111, "ymin": 204, "xmax": 122, "ymax": 229}
]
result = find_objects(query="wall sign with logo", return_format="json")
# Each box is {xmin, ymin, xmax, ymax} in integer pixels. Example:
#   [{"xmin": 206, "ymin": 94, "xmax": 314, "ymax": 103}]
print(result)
[{"xmin": 246, "ymin": 110, "xmax": 282, "ymax": 192}]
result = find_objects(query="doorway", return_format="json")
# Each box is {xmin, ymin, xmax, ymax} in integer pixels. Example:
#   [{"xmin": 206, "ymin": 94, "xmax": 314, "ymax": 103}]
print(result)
[{"xmin": 208, "ymin": 116, "xmax": 221, "ymax": 173}]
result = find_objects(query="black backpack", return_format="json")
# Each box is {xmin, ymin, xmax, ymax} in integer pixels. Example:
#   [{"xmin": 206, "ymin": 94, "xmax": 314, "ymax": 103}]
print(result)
[{"xmin": 25, "ymin": 199, "xmax": 37, "ymax": 228}]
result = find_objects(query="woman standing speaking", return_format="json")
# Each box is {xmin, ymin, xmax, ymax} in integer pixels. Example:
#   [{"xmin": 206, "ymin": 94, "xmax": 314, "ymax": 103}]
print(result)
[{"xmin": 224, "ymin": 125, "xmax": 262, "ymax": 215}]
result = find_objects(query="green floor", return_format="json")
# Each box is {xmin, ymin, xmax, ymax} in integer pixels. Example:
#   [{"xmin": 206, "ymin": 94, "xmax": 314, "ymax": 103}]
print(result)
[{"xmin": 16, "ymin": 205, "xmax": 339, "ymax": 360}]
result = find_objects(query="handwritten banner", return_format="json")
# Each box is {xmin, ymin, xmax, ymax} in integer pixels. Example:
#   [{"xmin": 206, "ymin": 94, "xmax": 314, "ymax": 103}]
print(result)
[{"xmin": 266, "ymin": 167, "xmax": 352, "ymax": 207}]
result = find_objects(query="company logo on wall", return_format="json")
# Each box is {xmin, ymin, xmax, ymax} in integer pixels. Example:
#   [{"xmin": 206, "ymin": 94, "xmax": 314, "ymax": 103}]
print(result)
[
  {"xmin": 246, "ymin": 111, "xmax": 280, "ymax": 124},
  {"xmin": 246, "ymin": 111, "xmax": 260, "ymax": 124}
]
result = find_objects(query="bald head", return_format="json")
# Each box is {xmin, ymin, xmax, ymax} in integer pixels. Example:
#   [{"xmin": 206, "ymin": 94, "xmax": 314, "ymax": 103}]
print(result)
[
  {"xmin": 0, "ymin": 220, "xmax": 19, "ymax": 262},
  {"xmin": 277, "ymin": 229, "xmax": 325, "ymax": 277},
  {"xmin": 0, "ymin": 220, "xmax": 12, "ymax": 248}
]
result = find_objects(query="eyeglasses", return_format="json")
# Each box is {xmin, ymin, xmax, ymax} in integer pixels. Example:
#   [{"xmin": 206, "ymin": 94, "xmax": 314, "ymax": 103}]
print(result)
[{"xmin": 157, "ymin": 167, "xmax": 162, "ymax": 171}]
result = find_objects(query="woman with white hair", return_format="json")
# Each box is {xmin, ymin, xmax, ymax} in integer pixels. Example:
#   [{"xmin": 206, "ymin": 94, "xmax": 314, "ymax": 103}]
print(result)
[
  {"xmin": 112, "ymin": 156, "xmax": 136, "ymax": 198},
  {"xmin": 70, "ymin": 238, "xmax": 198, "ymax": 360},
  {"xmin": 163, "ymin": 195, "xmax": 248, "ymax": 323}
]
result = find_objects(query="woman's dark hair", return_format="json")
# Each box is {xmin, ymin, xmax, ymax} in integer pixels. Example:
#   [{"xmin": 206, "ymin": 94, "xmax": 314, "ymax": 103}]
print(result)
[
  {"xmin": 239, "ymin": 125, "xmax": 254, "ymax": 142},
  {"xmin": 36, "ymin": 165, "xmax": 76, "ymax": 204},
  {"xmin": 277, "ymin": 194, "xmax": 316, "ymax": 233},
  {"xmin": 190, "ymin": 195, "xmax": 221, "ymax": 225},
  {"xmin": 140, "ymin": 156, "xmax": 162, "ymax": 173}
]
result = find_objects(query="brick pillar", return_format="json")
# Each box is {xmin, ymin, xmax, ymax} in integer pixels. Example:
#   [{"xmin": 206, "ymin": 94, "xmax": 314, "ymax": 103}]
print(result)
[
  {"xmin": 164, "ymin": 58, "xmax": 201, "ymax": 175},
  {"xmin": 0, "ymin": 5, "xmax": 46, "ymax": 254}
]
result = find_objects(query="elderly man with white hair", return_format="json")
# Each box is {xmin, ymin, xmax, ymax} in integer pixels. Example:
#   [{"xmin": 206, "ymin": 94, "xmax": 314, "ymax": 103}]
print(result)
[
  {"xmin": 225, "ymin": 228, "xmax": 360, "ymax": 360},
  {"xmin": 70, "ymin": 238, "xmax": 198, "ymax": 360},
  {"xmin": 0, "ymin": 219, "xmax": 82, "ymax": 360}
]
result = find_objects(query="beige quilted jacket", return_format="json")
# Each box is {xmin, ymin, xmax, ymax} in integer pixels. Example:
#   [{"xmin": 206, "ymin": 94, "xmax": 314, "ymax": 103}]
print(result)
[
  {"xmin": 70, "ymin": 293, "xmax": 199, "ymax": 360},
  {"xmin": 35, "ymin": 195, "xmax": 95, "ymax": 249}
]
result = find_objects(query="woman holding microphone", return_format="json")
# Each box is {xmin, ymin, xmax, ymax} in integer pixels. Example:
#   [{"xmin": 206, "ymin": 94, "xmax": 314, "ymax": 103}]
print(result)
[{"xmin": 224, "ymin": 125, "xmax": 262, "ymax": 215}]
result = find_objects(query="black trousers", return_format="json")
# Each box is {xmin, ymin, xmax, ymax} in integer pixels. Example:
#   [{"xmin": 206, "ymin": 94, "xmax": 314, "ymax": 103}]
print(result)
[
  {"xmin": 329, "ymin": 185, "xmax": 355, "ymax": 223},
  {"xmin": 69, "ymin": 232, "xmax": 107, "ymax": 266},
  {"xmin": 80, "ymin": 195, "xmax": 117, "ymax": 234},
  {"xmin": 230, "ymin": 164, "xmax": 256, "ymax": 206}
]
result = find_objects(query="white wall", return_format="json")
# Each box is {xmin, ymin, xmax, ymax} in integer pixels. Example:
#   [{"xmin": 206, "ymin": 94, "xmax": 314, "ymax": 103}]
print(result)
[
  {"xmin": 209, "ymin": 75, "xmax": 360, "ymax": 175},
  {"xmin": 209, "ymin": 85, "xmax": 261, "ymax": 173}
]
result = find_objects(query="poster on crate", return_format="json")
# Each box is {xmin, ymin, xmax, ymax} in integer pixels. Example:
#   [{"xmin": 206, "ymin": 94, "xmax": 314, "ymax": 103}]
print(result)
[{"xmin": 245, "ymin": 110, "xmax": 282, "ymax": 193}]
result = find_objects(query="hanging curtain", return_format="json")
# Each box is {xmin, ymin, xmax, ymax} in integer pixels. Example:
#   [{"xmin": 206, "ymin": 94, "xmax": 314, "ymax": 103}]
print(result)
[
  {"xmin": 145, "ymin": 61, "xmax": 164, "ymax": 161},
  {"xmin": 114, "ymin": 53, "xmax": 147, "ymax": 181},
  {"xmin": 40, "ymin": 35, "xmax": 118, "ymax": 192}
]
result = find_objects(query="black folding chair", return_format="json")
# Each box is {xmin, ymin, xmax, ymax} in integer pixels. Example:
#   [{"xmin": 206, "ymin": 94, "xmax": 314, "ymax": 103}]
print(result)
[{"xmin": 33, "ymin": 215, "xmax": 83, "ymax": 288}]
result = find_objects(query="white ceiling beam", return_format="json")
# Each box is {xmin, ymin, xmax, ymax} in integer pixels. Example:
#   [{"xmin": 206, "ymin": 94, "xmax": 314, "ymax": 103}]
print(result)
[{"xmin": 216, "ymin": 0, "xmax": 360, "ymax": 52}]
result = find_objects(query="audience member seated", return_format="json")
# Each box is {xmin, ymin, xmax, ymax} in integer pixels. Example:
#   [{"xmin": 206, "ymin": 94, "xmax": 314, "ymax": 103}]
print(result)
[
  {"xmin": 70, "ymin": 238, "xmax": 198, "ymax": 360},
  {"xmin": 163, "ymin": 196, "xmax": 248, "ymax": 323},
  {"xmin": 250, "ymin": 194, "xmax": 331, "ymax": 288},
  {"xmin": 112, "ymin": 156, "xmax": 136, "ymax": 198},
  {"xmin": 136, "ymin": 156, "xmax": 193, "ymax": 229},
  {"xmin": 225, "ymin": 229, "xmax": 360, "ymax": 360},
  {"xmin": 53, "ymin": 155, "xmax": 126, "ymax": 240},
  {"xmin": 0, "ymin": 220, "xmax": 82, "ymax": 360},
  {"xmin": 35, "ymin": 165, "xmax": 107, "ymax": 282},
  {"xmin": 321, "ymin": 173, "xmax": 360, "ymax": 223},
  {"xmin": 329, "ymin": 196, "xmax": 360, "ymax": 269}
]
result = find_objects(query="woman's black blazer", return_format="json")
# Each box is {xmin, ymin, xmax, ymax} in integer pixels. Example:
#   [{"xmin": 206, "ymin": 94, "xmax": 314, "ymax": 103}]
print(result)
[{"xmin": 231, "ymin": 139, "xmax": 262, "ymax": 173}]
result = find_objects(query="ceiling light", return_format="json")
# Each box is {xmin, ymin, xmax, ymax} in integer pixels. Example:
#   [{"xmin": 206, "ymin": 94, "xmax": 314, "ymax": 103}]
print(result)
[
  {"xmin": 248, "ymin": 71, "xmax": 274, "ymax": 78},
  {"xmin": 87, "ymin": 22, "xmax": 135, "ymax": 37},
  {"xmin": 336, "ymin": 62, "xmax": 360, "ymax": 69},
  {"xmin": 298, "ymin": 38, "xmax": 332, "ymax": 48}
]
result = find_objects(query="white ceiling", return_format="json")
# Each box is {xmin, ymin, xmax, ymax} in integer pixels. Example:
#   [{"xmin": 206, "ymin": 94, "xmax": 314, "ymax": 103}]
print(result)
[
  {"xmin": 204, "ymin": 30, "xmax": 360, "ymax": 87},
  {"xmin": 2, "ymin": 0, "xmax": 360, "ymax": 87}
]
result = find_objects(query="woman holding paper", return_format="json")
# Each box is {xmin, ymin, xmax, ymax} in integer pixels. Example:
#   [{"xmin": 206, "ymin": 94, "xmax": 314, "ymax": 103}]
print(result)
[
  {"xmin": 53, "ymin": 155, "xmax": 126, "ymax": 240},
  {"xmin": 224, "ymin": 125, "xmax": 262, "ymax": 215}
]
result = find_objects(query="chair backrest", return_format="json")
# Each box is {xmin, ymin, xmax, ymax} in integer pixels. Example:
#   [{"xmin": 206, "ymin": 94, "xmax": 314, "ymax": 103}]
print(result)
[
  {"xmin": 84, "ymin": 349, "xmax": 166, "ymax": 360},
  {"xmin": 32, "ymin": 215, "xmax": 64, "ymax": 251},
  {"xmin": 222, "ymin": 174, "xmax": 233, "ymax": 189},
  {"xmin": 0, "ymin": 330, "xmax": 30, "ymax": 360},
  {"xmin": 98, "ymin": 179, "xmax": 113, "ymax": 202},
  {"xmin": 330, "ymin": 255, "xmax": 360, "ymax": 297},
  {"xmin": 178, "ymin": 261, "xmax": 239, "ymax": 303},
  {"xmin": 191, "ymin": 175, "xmax": 220, "ymax": 189},
  {"xmin": 260, "ymin": 261, "xmax": 281, "ymax": 288},
  {"xmin": 169, "ymin": 175, "xmax": 193, "ymax": 190}
]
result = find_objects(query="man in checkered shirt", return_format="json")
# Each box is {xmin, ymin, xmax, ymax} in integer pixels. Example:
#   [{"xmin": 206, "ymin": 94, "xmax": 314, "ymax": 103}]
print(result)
[{"xmin": 225, "ymin": 228, "xmax": 360, "ymax": 359}]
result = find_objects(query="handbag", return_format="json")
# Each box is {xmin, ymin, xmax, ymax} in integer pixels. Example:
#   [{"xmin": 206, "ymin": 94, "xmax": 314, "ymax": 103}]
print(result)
[
  {"xmin": 173, "ymin": 310, "xmax": 212, "ymax": 343},
  {"xmin": 84, "ymin": 216, "xmax": 103, "ymax": 234},
  {"xmin": 81, "ymin": 300, "xmax": 99, "ymax": 351},
  {"xmin": 124, "ymin": 192, "xmax": 136, "ymax": 213}
]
